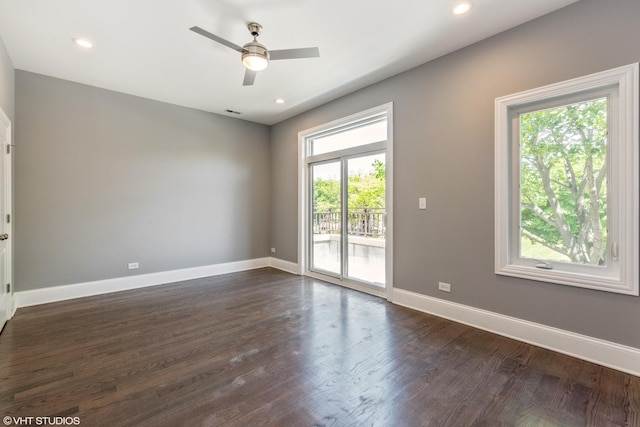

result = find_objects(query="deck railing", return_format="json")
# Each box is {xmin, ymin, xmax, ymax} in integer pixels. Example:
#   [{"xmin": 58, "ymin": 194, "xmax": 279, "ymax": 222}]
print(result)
[{"xmin": 313, "ymin": 208, "xmax": 386, "ymax": 238}]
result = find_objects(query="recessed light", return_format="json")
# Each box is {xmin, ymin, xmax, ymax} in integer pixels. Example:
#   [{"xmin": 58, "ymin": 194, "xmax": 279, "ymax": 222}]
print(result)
[
  {"xmin": 72, "ymin": 37, "xmax": 93, "ymax": 48},
  {"xmin": 453, "ymin": 0, "xmax": 473, "ymax": 15},
  {"xmin": 275, "ymin": 98, "xmax": 285, "ymax": 104}
]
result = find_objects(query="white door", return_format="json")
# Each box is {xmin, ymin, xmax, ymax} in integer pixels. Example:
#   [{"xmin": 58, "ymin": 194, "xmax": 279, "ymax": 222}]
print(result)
[{"xmin": 0, "ymin": 108, "xmax": 12, "ymax": 332}]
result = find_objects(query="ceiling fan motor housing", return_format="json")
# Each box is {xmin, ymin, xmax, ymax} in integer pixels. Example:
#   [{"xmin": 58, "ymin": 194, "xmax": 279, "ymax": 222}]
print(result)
[{"xmin": 242, "ymin": 40, "xmax": 269, "ymax": 71}]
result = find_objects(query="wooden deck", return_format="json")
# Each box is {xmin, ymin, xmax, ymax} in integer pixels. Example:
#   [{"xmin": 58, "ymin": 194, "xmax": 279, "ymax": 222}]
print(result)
[{"xmin": 1, "ymin": 268, "xmax": 638, "ymax": 426}]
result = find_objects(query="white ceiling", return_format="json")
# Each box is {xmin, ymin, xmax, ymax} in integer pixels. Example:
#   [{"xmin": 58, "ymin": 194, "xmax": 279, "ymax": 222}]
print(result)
[{"xmin": 0, "ymin": 0, "xmax": 578, "ymax": 125}]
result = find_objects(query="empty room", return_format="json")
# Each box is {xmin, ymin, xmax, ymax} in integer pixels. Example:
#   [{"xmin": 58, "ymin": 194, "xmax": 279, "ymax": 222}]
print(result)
[{"xmin": 1, "ymin": 0, "xmax": 639, "ymax": 425}]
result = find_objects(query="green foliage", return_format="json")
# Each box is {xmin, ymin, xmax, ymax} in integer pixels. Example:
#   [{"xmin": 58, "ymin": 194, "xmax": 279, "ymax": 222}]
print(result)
[
  {"xmin": 313, "ymin": 159, "xmax": 385, "ymax": 212},
  {"xmin": 313, "ymin": 178, "xmax": 340, "ymax": 211},
  {"xmin": 348, "ymin": 159, "xmax": 385, "ymax": 211},
  {"xmin": 520, "ymin": 97, "xmax": 607, "ymax": 264}
]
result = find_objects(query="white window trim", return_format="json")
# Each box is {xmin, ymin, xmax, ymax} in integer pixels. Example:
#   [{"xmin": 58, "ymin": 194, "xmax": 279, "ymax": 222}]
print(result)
[
  {"xmin": 495, "ymin": 63, "xmax": 639, "ymax": 295},
  {"xmin": 298, "ymin": 103, "xmax": 394, "ymax": 299}
]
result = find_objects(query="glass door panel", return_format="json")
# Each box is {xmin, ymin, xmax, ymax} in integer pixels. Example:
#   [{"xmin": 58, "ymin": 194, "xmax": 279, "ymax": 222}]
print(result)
[
  {"xmin": 346, "ymin": 153, "xmax": 386, "ymax": 286},
  {"xmin": 311, "ymin": 161, "xmax": 341, "ymax": 275}
]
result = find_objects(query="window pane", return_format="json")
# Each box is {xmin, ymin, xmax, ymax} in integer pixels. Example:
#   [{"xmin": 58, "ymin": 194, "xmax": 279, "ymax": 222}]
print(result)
[
  {"xmin": 519, "ymin": 97, "xmax": 608, "ymax": 265},
  {"xmin": 311, "ymin": 120, "xmax": 386, "ymax": 155},
  {"xmin": 311, "ymin": 161, "xmax": 341, "ymax": 275},
  {"xmin": 346, "ymin": 153, "xmax": 386, "ymax": 286}
]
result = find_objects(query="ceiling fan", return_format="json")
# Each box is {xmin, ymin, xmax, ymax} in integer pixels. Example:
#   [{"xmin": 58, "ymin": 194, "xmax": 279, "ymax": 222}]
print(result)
[{"xmin": 190, "ymin": 22, "xmax": 320, "ymax": 86}]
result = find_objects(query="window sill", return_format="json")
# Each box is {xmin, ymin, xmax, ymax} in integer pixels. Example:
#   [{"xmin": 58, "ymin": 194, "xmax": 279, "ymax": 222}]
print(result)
[{"xmin": 496, "ymin": 263, "xmax": 638, "ymax": 295}]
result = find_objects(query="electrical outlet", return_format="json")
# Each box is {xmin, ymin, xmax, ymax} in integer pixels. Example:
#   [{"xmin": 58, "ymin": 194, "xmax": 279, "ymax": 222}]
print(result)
[
  {"xmin": 128, "ymin": 262, "xmax": 139, "ymax": 270},
  {"xmin": 270, "ymin": 247, "xmax": 276, "ymax": 253},
  {"xmin": 438, "ymin": 282, "xmax": 451, "ymax": 292}
]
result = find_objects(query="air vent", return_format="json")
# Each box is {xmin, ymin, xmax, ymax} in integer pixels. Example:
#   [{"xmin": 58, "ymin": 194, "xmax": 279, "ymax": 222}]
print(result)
[{"xmin": 225, "ymin": 109, "xmax": 242, "ymax": 115}]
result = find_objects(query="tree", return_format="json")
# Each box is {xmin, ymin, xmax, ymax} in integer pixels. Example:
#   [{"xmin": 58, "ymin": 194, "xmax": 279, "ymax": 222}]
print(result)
[
  {"xmin": 312, "ymin": 159, "xmax": 385, "ymax": 212},
  {"xmin": 519, "ymin": 97, "xmax": 607, "ymax": 265},
  {"xmin": 313, "ymin": 178, "xmax": 340, "ymax": 211},
  {"xmin": 347, "ymin": 159, "xmax": 385, "ymax": 211}
]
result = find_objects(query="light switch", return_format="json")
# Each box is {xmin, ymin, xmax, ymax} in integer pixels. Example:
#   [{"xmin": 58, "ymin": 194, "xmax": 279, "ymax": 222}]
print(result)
[{"xmin": 419, "ymin": 197, "xmax": 427, "ymax": 210}]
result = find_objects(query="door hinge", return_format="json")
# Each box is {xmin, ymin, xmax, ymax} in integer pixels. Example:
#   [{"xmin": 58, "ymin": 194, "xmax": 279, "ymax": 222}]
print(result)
[
  {"xmin": 6, "ymin": 145, "xmax": 10, "ymax": 154},
  {"xmin": 6, "ymin": 214, "xmax": 9, "ymax": 224},
  {"xmin": 5, "ymin": 283, "xmax": 9, "ymax": 293}
]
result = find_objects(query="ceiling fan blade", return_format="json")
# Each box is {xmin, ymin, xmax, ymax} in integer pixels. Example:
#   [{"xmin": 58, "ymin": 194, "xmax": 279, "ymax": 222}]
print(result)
[
  {"xmin": 243, "ymin": 69, "xmax": 257, "ymax": 86},
  {"xmin": 269, "ymin": 47, "xmax": 320, "ymax": 61},
  {"xmin": 189, "ymin": 26, "xmax": 243, "ymax": 53}
]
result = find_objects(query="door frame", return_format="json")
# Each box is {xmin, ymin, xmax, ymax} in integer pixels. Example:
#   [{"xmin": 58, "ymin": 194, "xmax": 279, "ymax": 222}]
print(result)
[
  {"xmin": 298, "ymin": 103, "xmax": 393, "ymax": 299},
  {"xmin": 0, "ymin": 106, "xmax": 13, "ymax": 328}
]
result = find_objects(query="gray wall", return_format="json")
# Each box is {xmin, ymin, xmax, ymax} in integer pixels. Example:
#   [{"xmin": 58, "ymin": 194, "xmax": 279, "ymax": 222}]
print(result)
[
  {"xmin": 0, "ymin": 34, "xmax": 14, "ymax": 123},
  {"xmin": 16, "ymin": 71, "xmax": 270, "ymax": 291},
  {"xmin": 270, "ymin": 0, "xmax": 640, "ymax": 348}
]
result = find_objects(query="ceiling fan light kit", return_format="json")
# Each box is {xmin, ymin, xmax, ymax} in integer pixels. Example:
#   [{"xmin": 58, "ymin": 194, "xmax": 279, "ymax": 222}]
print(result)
[
  {"xmin": 190, "ymin": 21, "xmax": 320, "ymax": 86},
  {"xmin": 241, "ymin": 40, "xmax": 269, "ymax": 71}
]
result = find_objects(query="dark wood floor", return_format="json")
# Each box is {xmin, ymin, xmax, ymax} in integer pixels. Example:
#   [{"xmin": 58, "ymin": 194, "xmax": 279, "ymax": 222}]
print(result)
[{"xmin": 1, "ymin": 268, "xmax": 638, "ymax": 426}]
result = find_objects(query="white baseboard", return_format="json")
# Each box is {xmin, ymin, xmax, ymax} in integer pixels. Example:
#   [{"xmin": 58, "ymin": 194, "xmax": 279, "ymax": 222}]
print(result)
[
  {"xmin": 15, "ymin": 257, "xmax": 272, "ymax": 308},
  {"xmin": 269, "ymin": 258, "xmax": 300, "ymax": 275},
  {"xmin": 9, "ymin": 294, "xmax": 16, "ymax": 318},
  {"xmin": 392, "ymin": 288, "xmax": 640, "ymax": 377}
]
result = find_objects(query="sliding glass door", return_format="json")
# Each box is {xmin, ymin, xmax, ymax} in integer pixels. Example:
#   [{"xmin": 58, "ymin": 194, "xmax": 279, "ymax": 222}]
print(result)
[
  {"xmin": 302, "ymin": 103, "xmax": 392, "ymax": 295},
  {"xmin": 309, "ymin": 151, "xmax": 387, "ymax": 289}
]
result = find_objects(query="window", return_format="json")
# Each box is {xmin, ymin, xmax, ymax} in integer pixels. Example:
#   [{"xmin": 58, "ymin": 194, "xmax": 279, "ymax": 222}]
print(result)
[
  {"xmin": 309, "ymin": 116, "xmax": 387, "ymax": 155},
  {"xmin": 495, "ymin": 64, "xmax": 638, "ymax": 295}
]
